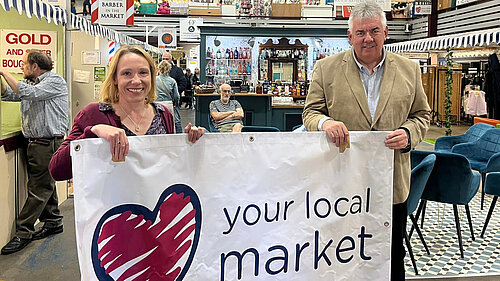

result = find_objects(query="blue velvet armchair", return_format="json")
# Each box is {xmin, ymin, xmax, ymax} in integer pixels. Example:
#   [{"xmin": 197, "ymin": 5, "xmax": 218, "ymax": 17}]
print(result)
[
  {"xmin": 434, "ymin": 123, "xmax": 494, "ymax": 152},
  {"xmin": 405, "ymin": 154, "xmax": 436, "ymax": 275},
  {"xmin": 410, "ymin": 150, "xmax": 481, "ymax": 258},
  {"xmin": 452, "ymin": 128, "xmax": 500, "ymax": 210},
  {"xmin": 480, "ymin": 172, "xmax": 500, "ymax": 238}
]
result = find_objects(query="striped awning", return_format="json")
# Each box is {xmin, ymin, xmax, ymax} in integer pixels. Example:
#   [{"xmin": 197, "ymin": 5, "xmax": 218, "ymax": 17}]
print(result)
[
  {"xmin": 1, "ymin": 0, "xmax": 162, "ymax": 54},
  {"xmin": 385, "ymin": 28, "xmax": 500, "ymax": 53}
]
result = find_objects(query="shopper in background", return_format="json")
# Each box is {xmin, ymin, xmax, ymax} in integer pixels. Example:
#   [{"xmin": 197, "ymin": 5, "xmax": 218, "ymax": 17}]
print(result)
[
  {"xmin": 184, "ymin": 68, "xmax": 194, "ymax": 109},
  {"xmin": 161, "ymin": 52, "xmax": 187, "ymax": 96},
  {"xmin": 49, "ymin": 45, "xmax": 205, "ymax": 182},
  {"xmin": 209, "ymin": 84, "xmax": 244, "ymax": 132},
  {"xmin": 156, "ymin": 60, "xmax": 182, "ymax": 133},
  {"xmin": 193, "ymin": 67, "xmax": 201, "ymax": 86},
  {"xmin": 0, "ymin": 50, "xmax": 69, "ymax": 255},
  {"xmin": 70, "ymin": 0, "xmax": 76, "ymax": 14},
  {"xmin": 302, "ymin": 2, "xmax": 430, "ymax": 279}
]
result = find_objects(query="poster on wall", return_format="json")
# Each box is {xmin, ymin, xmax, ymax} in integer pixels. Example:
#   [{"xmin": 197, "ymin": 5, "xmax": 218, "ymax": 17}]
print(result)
[
  {"xmin": 82, "ymin": 51, "xmax": 101, "ymax": 65},
  {"xmin": 180, "ymin": 18, "xmax": 203, "ymax": 42},
  {"xmin": 94, "ymin": 67, "xmax": 106, "ymax": 82},
  {"xmin": 158, "ymin": 28, "xmax": 177, "ymax": 50},
  {"xmin": 0, "ymin": 30, "xmax": 57, "ymax": 74}
]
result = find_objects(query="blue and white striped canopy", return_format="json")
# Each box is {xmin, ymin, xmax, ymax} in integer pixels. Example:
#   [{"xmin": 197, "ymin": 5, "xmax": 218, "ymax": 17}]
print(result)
[{"xmin": 385, "ymin": 28, "xmax": 500, "ymax": 53}]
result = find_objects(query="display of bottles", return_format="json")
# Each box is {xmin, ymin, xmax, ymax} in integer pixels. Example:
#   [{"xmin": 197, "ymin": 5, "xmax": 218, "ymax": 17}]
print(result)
[
  {"xmin": 206, "ymin": 46, "xmax": 257, "ymax": 88},
  {"xmin": 261, "ymin": 48, "xmax": 305, "ymax": 59},
  {"xmin": 207, "ymin": 47, "xmax": 253, "ymax": 60}
]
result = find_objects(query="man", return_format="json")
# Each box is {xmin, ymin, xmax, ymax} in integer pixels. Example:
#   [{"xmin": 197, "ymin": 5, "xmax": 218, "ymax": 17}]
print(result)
[
  {"xmin": 162, "ymin": 52, "xmax": 187, "ymax": 96},
  {"xmin": 0, "ymin": 50, "xmax": 69, "ymax": 255},
  {"xmin": 209, "ymin": 84, "xmax": 244, "ymax": 132},
  {"xmin": 302, "ymin": 2, "xmax": 430, "ymax": 279},
  {"xmin": 183, "ymin": 68, "xmax": 193, "ymax": 109}
]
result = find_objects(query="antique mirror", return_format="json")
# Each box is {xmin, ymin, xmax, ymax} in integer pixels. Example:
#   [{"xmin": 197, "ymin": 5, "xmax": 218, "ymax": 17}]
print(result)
[{"xmin": 258, "ymin": 38, "xmax": 308, "ymax": 83}]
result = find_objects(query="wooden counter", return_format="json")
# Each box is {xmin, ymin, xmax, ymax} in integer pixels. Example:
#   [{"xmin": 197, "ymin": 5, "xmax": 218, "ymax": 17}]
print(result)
[{"xmin": 272, "ymin": 104, "xmax": 304, "ymax": 109}]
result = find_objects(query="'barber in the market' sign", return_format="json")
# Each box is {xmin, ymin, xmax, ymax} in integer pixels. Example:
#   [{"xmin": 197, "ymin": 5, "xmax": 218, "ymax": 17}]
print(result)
[
  {"xmin": 0, "ymin": 30, "xmax": 57, "ymax": 74},
  {"xmin": 91, "ymin": 0, "xmax": 134, "ymax": 26}
]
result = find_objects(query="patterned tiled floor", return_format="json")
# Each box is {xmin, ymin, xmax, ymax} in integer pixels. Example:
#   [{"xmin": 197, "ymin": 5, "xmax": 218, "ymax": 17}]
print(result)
[{"xmin": 405, "ymin": 190, "xmax": 500, "ymax": 277}]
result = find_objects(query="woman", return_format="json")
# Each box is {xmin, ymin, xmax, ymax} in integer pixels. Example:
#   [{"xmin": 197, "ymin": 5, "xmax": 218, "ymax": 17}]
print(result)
[
  {"xmin": 156, "ymin": 60, "xmax": 182, "ymax": 133},
  {"xmin": 49, "ymin": 45, "xmax": 205, "ymax": 181},
  {"xmin": 192, "ymin": 67, "xmax": 200, "ymax": 86}
]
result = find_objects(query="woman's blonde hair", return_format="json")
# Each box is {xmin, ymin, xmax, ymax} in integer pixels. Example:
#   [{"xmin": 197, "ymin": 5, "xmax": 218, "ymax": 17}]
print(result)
[
  {"xmin": 157, "ymin": 60, "xmax": 172, "ymax": 75},
  {"xmin": 99, "ymin": 45, "xmax": 157, "ymax": 104}
]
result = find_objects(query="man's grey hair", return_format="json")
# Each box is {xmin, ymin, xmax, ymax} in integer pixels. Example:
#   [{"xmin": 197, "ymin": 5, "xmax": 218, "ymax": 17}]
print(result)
[
  {"xmin": 348, "ymin": 1, "xmax": 387, "ymax": 31},
  {"xmin": 219, "ymin": 83, "xmax": 231, "ymax": 91}
]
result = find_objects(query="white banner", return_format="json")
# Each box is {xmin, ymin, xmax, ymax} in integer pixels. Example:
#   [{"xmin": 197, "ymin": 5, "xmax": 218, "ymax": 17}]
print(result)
[
  {"xmin": 158, "ymin": 28, "xmax": 177, "ymax": 50},
  {"xmin": 0, "ymin": 29, "xmax": 57, "ymax": 74},
  {"xmin": 180, "ymin": 18, "xmax": 203, "ymax": 42},
  {"xmin": 71, "ymin": 132, "xmax": 393, "ymax": 281}
]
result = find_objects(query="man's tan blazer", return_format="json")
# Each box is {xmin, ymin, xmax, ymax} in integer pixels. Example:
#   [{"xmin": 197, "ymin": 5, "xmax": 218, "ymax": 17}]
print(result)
[{"xmin": 303, "ymin": 49, "xmax": 431, "ymax": 204}]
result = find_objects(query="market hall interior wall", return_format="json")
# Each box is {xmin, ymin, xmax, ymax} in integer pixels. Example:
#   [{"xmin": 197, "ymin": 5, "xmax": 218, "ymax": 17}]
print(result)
[{"xmin": 70, "ymin": 33, "xmax": 110, "ymax": 122}]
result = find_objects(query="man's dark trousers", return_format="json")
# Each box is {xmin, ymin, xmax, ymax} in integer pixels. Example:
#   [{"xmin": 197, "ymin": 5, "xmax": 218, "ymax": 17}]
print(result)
[
  {"xmin": 392, "ymin": 200, "xmax": 408, "ymax": 280},
  {"xmin": 16, "ymin": 138, "xmax": 63, "ymax": 238}
]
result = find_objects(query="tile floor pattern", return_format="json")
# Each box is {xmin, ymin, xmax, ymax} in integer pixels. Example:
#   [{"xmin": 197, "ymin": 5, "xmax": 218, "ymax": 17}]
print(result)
[{"xmin": 404, "ymin": 192, "xmax": 500, "ymax": 277}]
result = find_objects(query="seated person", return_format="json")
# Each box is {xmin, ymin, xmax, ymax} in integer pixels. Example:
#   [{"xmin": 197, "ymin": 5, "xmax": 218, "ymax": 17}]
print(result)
[{"xmin": 209, "ymin": 84, "xmax": 244, "ymax": 132}]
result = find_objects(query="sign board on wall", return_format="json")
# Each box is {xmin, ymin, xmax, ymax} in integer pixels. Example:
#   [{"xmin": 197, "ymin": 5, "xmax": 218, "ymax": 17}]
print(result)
[
  {"xmin": 413, "ymin": 1, "xmax": 432, "ymax": 15},
  {"xmin": 180, "ymin": 18, "xmax": 203, "ymax": 42},
  {"xmin": 0, "ymin": 30, "xmax": 57, "ymax": 74},
  {"xmin": 158, "ymin": 28, "xmax": 177, "ymax": 50},
  {"xmin": 91, "ymin": 0, "xmax": 134, "ymax": 26}
]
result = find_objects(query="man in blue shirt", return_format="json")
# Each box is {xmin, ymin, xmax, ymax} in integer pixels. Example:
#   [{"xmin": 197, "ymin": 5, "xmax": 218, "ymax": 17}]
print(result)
[{"xmin": 0, "ymin": 50, "xmax": 69, "ymax": 255}]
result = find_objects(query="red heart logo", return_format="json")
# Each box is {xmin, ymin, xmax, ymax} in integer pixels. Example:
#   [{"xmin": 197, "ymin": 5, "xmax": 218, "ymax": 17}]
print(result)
[{"xmin": 91, "ymin": 184, "xmax": 202, "ymax": 281}]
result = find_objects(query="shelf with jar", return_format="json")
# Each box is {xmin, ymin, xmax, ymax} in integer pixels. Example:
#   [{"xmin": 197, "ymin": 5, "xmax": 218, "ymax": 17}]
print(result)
[{"xmin": 206, "ymin": 58, "xmax": 252, "ymax": 61}]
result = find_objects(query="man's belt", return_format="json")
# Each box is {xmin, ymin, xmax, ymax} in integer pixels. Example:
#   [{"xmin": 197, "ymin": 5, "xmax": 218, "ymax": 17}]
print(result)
[{"xmin": 29, "ymin": 135, "xmax": 64, "ymax": 144}]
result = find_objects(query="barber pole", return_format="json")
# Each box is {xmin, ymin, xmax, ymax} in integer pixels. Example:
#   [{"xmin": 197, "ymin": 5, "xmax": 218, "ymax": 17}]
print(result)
[
  {"xmin": 90, "ymin": 0, "xmax": 98, "ymax": 23},
  {"xmin": 125, "ymin": 0, "xmax": 133, "ymax": 25},
  {"xmin": 108, "ymin": 41, "xmax": 116, "ymax": 63}
]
